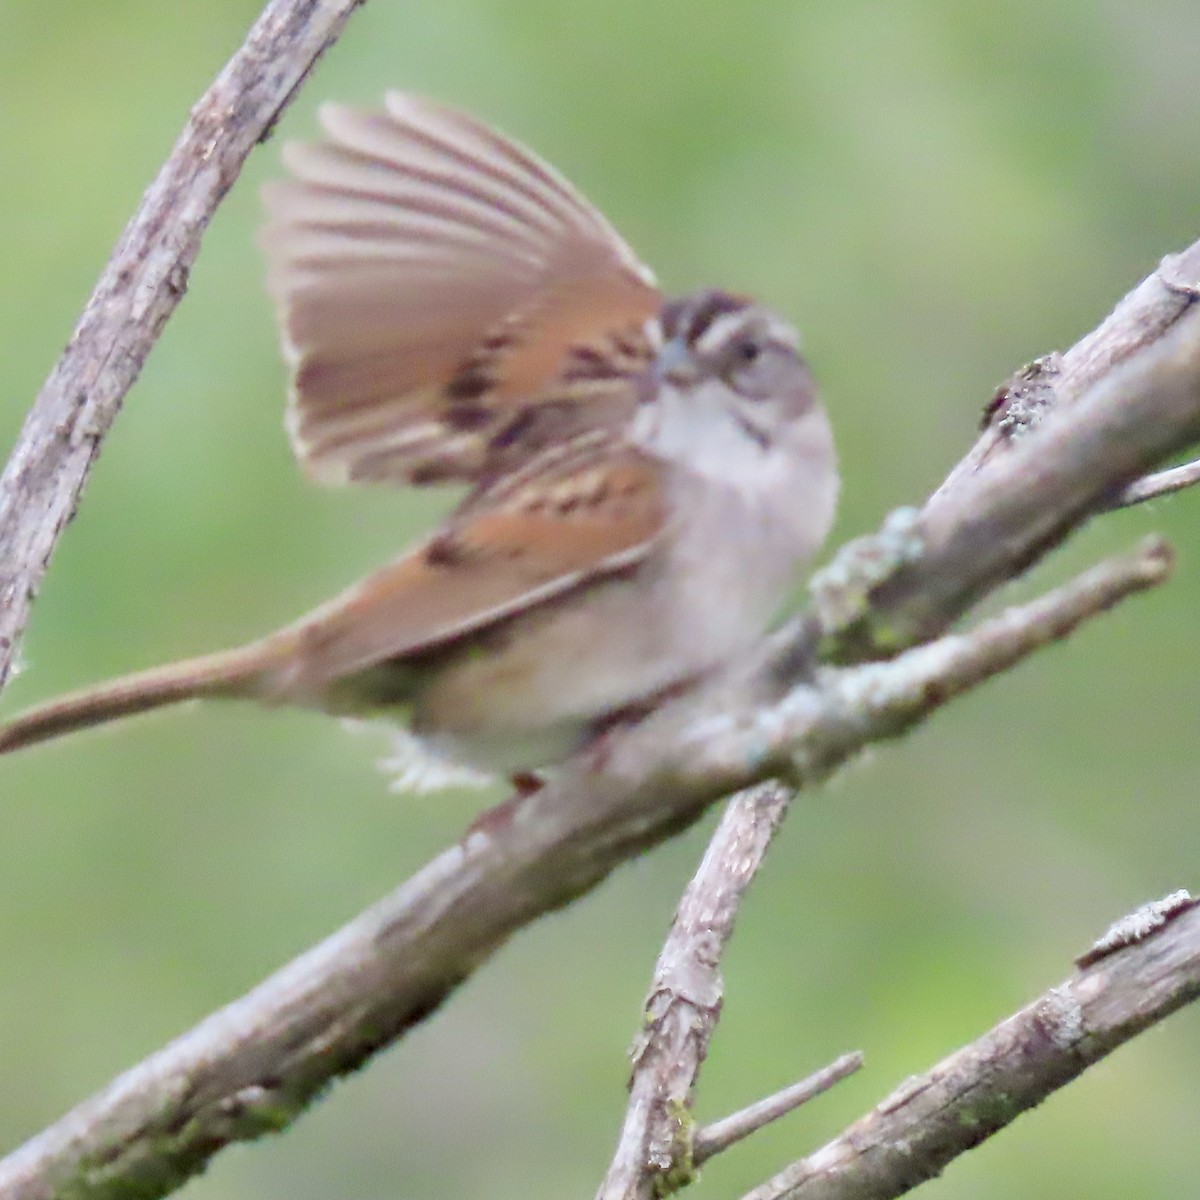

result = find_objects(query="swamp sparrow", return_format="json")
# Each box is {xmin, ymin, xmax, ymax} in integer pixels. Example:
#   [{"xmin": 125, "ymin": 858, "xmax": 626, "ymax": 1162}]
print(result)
[{"xmin": 0, "ymin": 95, "xmax": 838, "ymax": 780}]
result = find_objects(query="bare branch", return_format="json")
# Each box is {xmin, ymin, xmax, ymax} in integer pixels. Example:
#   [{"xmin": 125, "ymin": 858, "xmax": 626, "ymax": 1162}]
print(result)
[
  {"xmin": 936, "ymin": 241, "xmax": 1200, "ymax": 501},
  {"xmin": 974, "ymin": 245, "xmax": 1200, "ymax": 517},
  {"xmin": 600, "ymin": 537, "xmax": 1171, "ymax": 1194},
  {"xmin": 0, "ymin": 535, "xmax": 1169, "ymax": 1200},
  {"xmin": 828, "ymin": 249, "xmax": 1200, "ymax": 661},
  {"xmin": 1112, "ymin": 456, "xmax": 1200, "ymax": 508},
  {"xmin": 1075, "ymin": 889, "xmax": 1195, "ymax": 968},
  {"xmin": 693, "ymin": 1054, "xmax": 864, "ymax": 1168},
  {"xmin": 0, "ymin": 0, "xmax": 365, "ymax": 690},
  {"xmin": 589, "ymin": 238, "xmax": 1200, "ymax": 1200},
  {"xmin": 597, "ymin": 782, "xmax": 795, "ymax": 1200},
  {"xmin": 597, "ymin": 534, "xmax": 1172, "ymax": 1198},
  {"xmin": 738, "ymin": 896, "xmax": 1200, "ymax": 1200}
]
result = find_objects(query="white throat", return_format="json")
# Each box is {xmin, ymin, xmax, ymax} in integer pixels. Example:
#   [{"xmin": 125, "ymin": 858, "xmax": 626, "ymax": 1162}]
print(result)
[
  {"xmin": 633, "ymin": 380, "xmax": 772, "ymax": 493},
  {"xmin": 632, "ymin": 376, "xmax": 839, "ymax": 570}
]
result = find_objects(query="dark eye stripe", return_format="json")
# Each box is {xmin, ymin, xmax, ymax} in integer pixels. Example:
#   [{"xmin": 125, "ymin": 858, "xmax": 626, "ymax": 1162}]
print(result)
[{"xmin": 659, "ymin": 289, "xmax": 751, "ymax": 346}]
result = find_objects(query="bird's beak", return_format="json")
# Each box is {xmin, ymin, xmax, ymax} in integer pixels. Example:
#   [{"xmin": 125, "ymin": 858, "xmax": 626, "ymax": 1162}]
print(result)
[{"xmin": 653, "ymin": 336, "xmax": 695, "ymax": 384}]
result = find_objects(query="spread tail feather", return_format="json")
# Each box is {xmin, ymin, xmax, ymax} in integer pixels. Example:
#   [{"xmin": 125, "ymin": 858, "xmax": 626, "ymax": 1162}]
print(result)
[{"xmin": 0, "ymin": 641, "xmax": 281, "ymax": 756}]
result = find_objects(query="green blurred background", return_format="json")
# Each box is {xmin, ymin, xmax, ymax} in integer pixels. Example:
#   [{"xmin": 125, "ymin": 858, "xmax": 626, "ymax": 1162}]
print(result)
[{"xmin": 2, "ymin": 2, "xmax": 1199, "ymax": 1197}]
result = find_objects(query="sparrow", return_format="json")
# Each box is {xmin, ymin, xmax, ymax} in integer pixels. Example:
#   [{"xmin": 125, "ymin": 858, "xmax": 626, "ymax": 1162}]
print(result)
[{"xmin": 0, "ymin": 94, "xmax": 839, "ymax": 782}]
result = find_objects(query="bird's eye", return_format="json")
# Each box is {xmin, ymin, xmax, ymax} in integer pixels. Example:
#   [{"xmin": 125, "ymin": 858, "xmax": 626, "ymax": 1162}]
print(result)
[{"xmin": 722, "ymin": 335, "xmax": 790, "ymax": 399}]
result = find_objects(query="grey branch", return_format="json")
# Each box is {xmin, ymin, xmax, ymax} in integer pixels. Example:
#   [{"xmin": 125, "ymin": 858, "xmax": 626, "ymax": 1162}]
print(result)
[
  {"xmin": 597, "ymin": 239, "xmax": 1200, "ymax": 1197},
  {"xmin": 597, "ymin": 782, "xmax": 798, "ymax": 1200},
  {"xmin": 0, "ymin": 539, "xmax": 1173, "ymax": 1200},
  {"xmin": 738, "ymin": 895, "xmax": 1200, "ymax": 1200},
  {"xmin": 826, "ymin": 276, "xmax": 1200, "ymax": 661},
  {"xmin": 596, "ymin": 538, "xmax": 1171, "ymax": 1198},
  {"xmin": 1112, "ymin": 455, "xmax": 1200, "ymax": 508},
  {"xmin": 591, "ymin": 242, "xmax": 1200, "ymax": 1200},
  {"xmin": 692, "ymin": 1054, "xmax": 865, "ymax": 1169},
  {"xmin": 0, "ymin": 0, "xmax": 365, "ymax": 689},
  {"xmin": 2, "ymin": 3, "xmax": 1200, "ymax": 1194}
]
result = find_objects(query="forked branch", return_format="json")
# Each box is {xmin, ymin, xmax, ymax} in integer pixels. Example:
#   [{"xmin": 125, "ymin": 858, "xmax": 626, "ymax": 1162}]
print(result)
[{"xmin": 596, "ymin": 539, "xmax": 1174, "ymax": 1200}]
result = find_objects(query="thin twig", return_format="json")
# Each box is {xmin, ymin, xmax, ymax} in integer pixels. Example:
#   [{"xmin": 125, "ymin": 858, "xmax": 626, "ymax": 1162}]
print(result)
[
  {"xmin": 693, "ymin": 1054, "xmax": 864, "ymax": 1167},
  {"xmin": 738, "ymin": 896, "xmax": 1200, "ymax": 1200},
  {"xmin": 1111, "ymin": 456, "xmax": 1200, "ymax": 508}
]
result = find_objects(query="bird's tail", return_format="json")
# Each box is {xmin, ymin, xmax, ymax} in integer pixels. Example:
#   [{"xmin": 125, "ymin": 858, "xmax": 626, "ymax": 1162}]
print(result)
[{"xmin": 0, "ymin": 640, "xmax": 281, "ymax": 756}]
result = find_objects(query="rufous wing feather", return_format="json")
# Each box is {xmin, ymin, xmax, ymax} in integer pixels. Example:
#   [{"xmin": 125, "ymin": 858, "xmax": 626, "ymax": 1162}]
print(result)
[
  {"xmin": 281, "ymin": 443, "xmax": 668, "ymax": 691},
  {"xmin": 260, "ymin": 94, "xmax": 662, "ymax": 487}
]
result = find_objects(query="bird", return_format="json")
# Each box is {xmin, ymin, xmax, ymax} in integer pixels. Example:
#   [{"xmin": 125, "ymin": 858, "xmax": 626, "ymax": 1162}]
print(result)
[{"xmin": 0, "ymin": 94, "xmax": 839, "ymax": 784}]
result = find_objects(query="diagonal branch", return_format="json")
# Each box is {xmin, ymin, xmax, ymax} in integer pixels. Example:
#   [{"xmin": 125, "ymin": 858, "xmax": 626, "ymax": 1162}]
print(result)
[
  {"xmin": 692, "ymin": 1055, "xmax": 865, "ymax": 1169},
  {"xmin": 0, "ymin": 536, "xmax": 1172, "ymax": 1200},
  {"xmin": 1112, "ymin": 455, "xmax": 1200, "ymax": 508},
  {"xmin": 594, "ymin": 258, "xmax": 1200, "ymax": 1189},
  {"xmin": 0, "ymin": 0, "xmax": 366, "ymax": 691},
  {"xmin": 738, "ymin": 894, "xmax": 1200, "ymax": 1200},
  {"xmin": 826, "ymin": 272, "xmax": 1200, "ymax": 661}
]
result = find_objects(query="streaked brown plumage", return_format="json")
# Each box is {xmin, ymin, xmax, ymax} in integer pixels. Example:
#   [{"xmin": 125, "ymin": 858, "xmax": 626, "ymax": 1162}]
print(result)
[{"xmin": 0, "ymin": 95, "xmax": 838, "ymax": 779}]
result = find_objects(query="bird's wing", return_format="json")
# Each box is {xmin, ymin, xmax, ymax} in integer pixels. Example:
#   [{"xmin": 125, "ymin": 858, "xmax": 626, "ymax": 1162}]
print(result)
[
  {"xmin": 261, "ymin": 93, "xmax": 662, "ymax": 486},
  {"xmin": 285, "ymin": 440, "xmax": 668, "ymax": 686}
]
